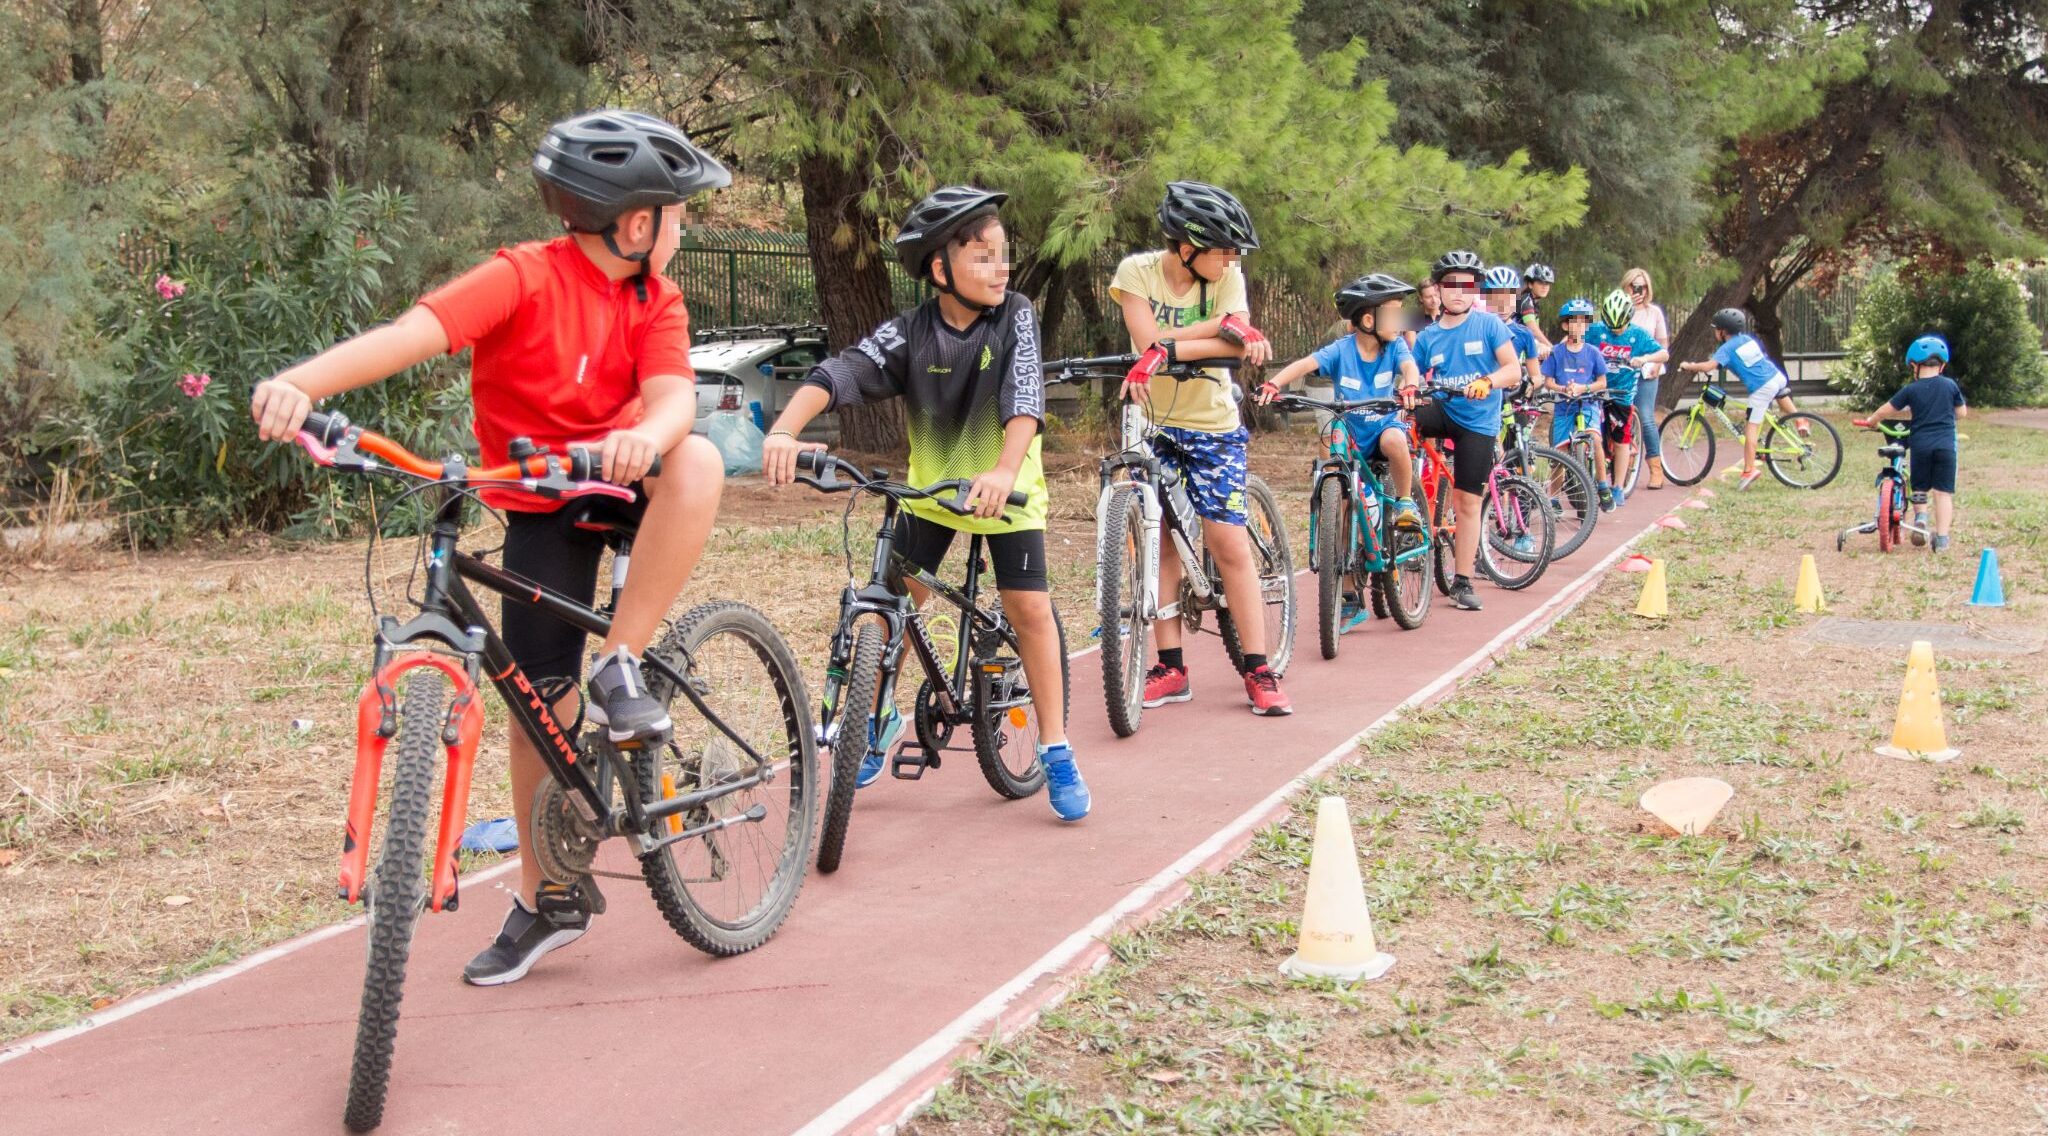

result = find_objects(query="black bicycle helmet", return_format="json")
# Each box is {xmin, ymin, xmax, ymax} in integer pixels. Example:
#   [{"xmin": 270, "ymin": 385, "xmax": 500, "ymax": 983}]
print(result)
[
  {"xmin": 533, "ymin": 110, "xmax": 730, "ymax": 299},
  {"xmin": 1711, "ymin": 307, "xmax": 1749, "ymax": 335},
  {"xmin": 1157, "ymin": 181, "xmax": 1260, "ymax": 252},
  {"xmin": 1334, "ymin": 273, "xmax": 1416, "ymax": 325},
  {"xmin": 1524, "ymin": 262, "xmax": 1556, "ymax": 284},
  {"xmin": 1430, "ymin": 249, "xmax": 1484, "ymax": 282},
  {"xmin": 895, "ymin": 185, "xmax": 1009, "ymax": 310}
]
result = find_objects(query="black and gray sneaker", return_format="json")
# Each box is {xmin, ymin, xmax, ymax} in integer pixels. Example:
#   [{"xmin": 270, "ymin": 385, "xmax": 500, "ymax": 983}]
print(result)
[
  {"xmin": 587, "ymin": 647, "xmax": 672, "ymax": 744},
  {"xmin": 1450, "ymin": 575, "xmax": 1484, "ymax": 611},
  {"xmin": 462, "ymin": 886, "xmax": 591, "ymax": 986}
]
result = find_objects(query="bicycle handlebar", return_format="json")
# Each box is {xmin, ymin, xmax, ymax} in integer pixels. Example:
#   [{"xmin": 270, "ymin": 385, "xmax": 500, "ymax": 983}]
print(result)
[
  {"xmin": 1042, "ymin": 353, "xmax": 1243, "ymax": 382},
  {"xmin": 793, "ymin": 450, "xmax": 1028, "ymax": 515},
  {"xmin": 1271, "ymin": 392, "xmax": 1400, "ymax": 417},
  {"xmin": 294, "ymin": 409, "xmax": 654, "ymax": 501}
]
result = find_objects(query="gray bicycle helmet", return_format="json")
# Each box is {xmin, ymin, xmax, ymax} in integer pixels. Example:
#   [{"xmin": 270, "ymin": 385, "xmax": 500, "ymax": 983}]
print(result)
[
  {"xmin": 1430, "ymin": 249, "xmax": 1484, "ymax": 282},
  {"xmin": 533, "ymin": 110, "xmax": 730, "ymax": 299},
  {"xmin": 1523, "ymin": 262, "xmax": 1556, "ymax": 284},
  {"xmin": 1711, "ymin": 307, "xmax": 1750, "ymax": 335},
  {"xmin": 1334, "ymin": 273, "xmax": 1415, "ymax": 325},
  {"xmin": 895, "ymin": 185, "xmax": 1009, "ymax": 309}
]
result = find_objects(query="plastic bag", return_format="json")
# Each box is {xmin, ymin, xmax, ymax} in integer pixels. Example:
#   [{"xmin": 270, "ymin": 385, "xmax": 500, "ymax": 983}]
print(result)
[{"xmin": 703, "ymin": 409, "xmax": 765, "ymax": 477}]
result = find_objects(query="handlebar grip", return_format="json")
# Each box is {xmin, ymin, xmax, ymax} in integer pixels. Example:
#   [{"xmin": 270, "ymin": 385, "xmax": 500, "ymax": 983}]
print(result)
[
  {"xmin": 795, "ymin": 450, "xmax": 825, "ymax": 473},
  {"xmin": 1006, "ymin": 490, "xmax": 1029, "ymax": 508},
  {"xmin": 566, "ymin": 448, "xmax": 663, "ymax": 482},
  {"xmin": 301, "ymin": 409, "xmax": 348, "ymax": 446}
]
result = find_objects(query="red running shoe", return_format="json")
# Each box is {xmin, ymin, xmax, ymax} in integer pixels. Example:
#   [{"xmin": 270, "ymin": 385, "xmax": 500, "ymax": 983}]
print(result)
[
  {"xmin": 1243, "ymin": 666, "xmax": 1293, "ymax": 716},
  {"xmin": 1142, "ymin": 664, "xmax": 1192, "ymax": 708}
]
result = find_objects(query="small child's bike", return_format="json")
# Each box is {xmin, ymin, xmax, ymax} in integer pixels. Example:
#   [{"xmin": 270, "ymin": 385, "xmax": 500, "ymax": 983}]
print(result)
[
  {"xmin": 1655, "ymin": 376, "xmax": 1842, "ymax": 488},
  {"xmin": 1836, "ymin": 419, "xmax": 1932, "ymax": 553},
  {"xmin": 1270, "ymin": 392, "xmax": 1431, "ymax": 656}
]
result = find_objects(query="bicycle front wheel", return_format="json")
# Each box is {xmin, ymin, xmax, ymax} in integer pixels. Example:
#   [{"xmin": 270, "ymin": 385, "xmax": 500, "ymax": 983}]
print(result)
[
  {"xmin": 1380, "ymin": 514, "xmax": 1433, "ymax": 630},
  {"xmin": 1218, "ymin": 476, "xmax": 1297, "ymax": 677},
  {"xmin": 1430, "ymin": 479, "xmax": 1456, "ymax": 597},
  {"xmin": 1315, "ymin": 483, "xmax": 1348, "ymax": 660},
  {"xmin": 1656, "ymin": 409, "xmax": 1715, "ymax": 485},
  {"xmin": 815, "ymin": 624, "xmax": 883, "ymax": 874},
  {"xmin": 638, "ymin": 600, "xmax": 816, "ymax": 955},
  {"xmin": 972, "ymin": 599, "xmax": 1065, "ymax": 799},
  {"xmin": 1877, "ymin": 479, "xmax": 1897, "ymax": 553},
  {"xmin": 1765, "ymin": 412, "xmax": 1843, "ymax": 489},
  {"xmin": 1506, "ymin": 444, "xmax": 1597, "ymax": 560},
  {"xmin": 1096, "ymin": 485, "xmax": 1149, "ymax": 738},
  {"xmin": 344, "ymin": 671, "xmax": 444, "ymax": 1134},
  {"xmin": 1479, "ymin": 475, "xmax": 1554, "ymax": 591}
]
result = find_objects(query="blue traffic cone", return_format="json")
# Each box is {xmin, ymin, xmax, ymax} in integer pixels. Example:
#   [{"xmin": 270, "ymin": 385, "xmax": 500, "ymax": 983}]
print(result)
[{"xmin": 1968, "ymin": 548, "xmax": 2005, "ymax": 607}]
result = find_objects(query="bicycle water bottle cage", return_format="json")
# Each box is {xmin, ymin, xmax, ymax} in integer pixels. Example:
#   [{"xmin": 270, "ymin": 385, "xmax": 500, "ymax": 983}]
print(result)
[{"xmin": 1702, "ymin": 385, "xmax": 1728, "ymax": 407}]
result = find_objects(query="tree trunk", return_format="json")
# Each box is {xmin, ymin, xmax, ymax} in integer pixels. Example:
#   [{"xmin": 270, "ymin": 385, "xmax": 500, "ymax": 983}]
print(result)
[
  {"xmin": 798, "ymin": 147, "xmax": 905, "ymax": 453},
  {"xmin": 64, "ymin": 0, "xmax": 104, "ymax": 129}
]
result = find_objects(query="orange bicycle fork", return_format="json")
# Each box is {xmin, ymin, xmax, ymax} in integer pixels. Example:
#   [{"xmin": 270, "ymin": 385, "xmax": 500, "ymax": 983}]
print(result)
[{"xmin": 338, "ymin": 653, "xmax": 485, "ymax": 914}]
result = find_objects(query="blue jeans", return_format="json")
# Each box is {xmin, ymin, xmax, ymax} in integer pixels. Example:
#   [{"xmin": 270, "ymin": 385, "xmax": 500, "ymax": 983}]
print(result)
[{"xmin": 1634, "ymin": 376, "xmax": 1662, "ymax": 459}]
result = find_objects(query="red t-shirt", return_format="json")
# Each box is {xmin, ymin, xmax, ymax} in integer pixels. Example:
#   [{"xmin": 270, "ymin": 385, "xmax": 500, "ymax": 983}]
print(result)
[{"xmin": 419, "ymin": 237, "xmax": 695, "ymax": 511}]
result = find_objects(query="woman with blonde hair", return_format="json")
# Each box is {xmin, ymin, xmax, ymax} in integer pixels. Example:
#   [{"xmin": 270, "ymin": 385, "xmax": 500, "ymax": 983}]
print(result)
[{"xmin": 1621, "ymin": 267, "xmax": 1670, "ymax": 489}]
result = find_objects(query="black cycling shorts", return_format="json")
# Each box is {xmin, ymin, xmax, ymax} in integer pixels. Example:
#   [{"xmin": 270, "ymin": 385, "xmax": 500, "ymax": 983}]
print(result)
[
  {"xmin": 1910, "ymin": 445, "xmax": 1957, "ymax": 495},
  {"xmin": 892, "ymin": 512, "xmax": 1049, "ymax": 593},
  {"xmin": 499, "ymin": 492, "xmax": 648, "ymax": 683},
  {"xmin": 1409, "ymin": 401, "xmax": 1497, "ymax": 496}
]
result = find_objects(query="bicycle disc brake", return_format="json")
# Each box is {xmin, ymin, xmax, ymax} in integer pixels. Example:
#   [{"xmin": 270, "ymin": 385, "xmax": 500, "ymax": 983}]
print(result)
[{"xmin": 531, "ymin": 778, "xmax": 603, "ymax": 883}]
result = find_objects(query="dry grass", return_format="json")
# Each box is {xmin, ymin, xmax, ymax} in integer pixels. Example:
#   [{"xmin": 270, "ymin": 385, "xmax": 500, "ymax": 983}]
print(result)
[
  {"xmin": 0, "ymin": 417, "xmax": 1317, "ymax": 1042},
  {"xmin": 905, "ymin": 416, "xmax": 2048, "ymax": 1136}
]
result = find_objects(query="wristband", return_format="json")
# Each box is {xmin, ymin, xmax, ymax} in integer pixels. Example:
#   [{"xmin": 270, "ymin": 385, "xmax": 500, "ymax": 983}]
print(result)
[{"xmin": 766, "ymin": 429, "xmax": 794, "ymax": 440}]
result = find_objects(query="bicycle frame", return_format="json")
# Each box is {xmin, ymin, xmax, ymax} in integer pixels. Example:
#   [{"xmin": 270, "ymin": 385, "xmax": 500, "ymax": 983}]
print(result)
[
  {"xmin": 1093, "ymin": 401, "xmax": 1215, "ymax": 625},
  {"xmin": 1672, "ymin": 392, "xmax": 1802, "ymax": 457},
  {"xmin": 1306, "ymin": 421, "xmax": 1425, "ymax": 577}
]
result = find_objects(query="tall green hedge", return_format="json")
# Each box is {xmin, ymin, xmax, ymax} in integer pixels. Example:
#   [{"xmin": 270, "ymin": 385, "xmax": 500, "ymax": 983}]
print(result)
[{"xmin": 1834, "ymin": 265, "xmax": 2048, "ymax": 409}]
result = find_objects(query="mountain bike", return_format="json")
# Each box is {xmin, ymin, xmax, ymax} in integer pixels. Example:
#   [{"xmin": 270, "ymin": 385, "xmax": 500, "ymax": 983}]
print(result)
[
  {"xmin": 288, "ymin": 411, "xmax": 815, "ymax": 1132},
  {"xmin": 793, "ymin": 451, "xmax": 1067, "ymax": 872},
  {"xmin": 1270, "ymin": 392, "xmax": 1431, "ymax": 657},
  {"xmin": 1498, "ymin": 388, "xmax": 1599, "ymax": 560},
  {"xmin": 1836, "ymin": 419, "xmax": 1931, "ymax": 553},
  {"xmin": 1044, "ymin": 354, "xmax": 1295, "ymax": 738},
  {"xmin": 1656, "ymin": 376, "xmax": 1843, "ymax": 488},
  {"xmin": 1411, "ymin": 384, "xmax": 1555, "ymax": 592}
]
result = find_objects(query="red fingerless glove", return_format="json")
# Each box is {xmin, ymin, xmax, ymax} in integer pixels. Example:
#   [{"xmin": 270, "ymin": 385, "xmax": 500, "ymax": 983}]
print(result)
[
  {"xmin": 1219, "ymin": 313, "xmax": 1268, "ymax": 349},
  {"xmin": 1125, "ymin": 344, "xmax": 1168, "ymax": 387}
]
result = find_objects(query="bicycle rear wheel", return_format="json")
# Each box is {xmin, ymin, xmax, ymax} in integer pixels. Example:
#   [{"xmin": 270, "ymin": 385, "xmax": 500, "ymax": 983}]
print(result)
[
  {"xmin": 1315, "ymin": 483, "xmax": 1347, "ymax": 660},
  {"xmin": 1218, "ymin": 476, "xmax": 1297, "ymax": 677},
  {"xmin": 972, "ymin": 599, "xmax": 1065, "ymax": 799},
  {"xmin": 638, "ymin": 601, "xmax": 816, "ymax": 955},
  {"xmin": 1656, "ymin": 409, "xmax": 1715, "ymax": 485},
  {"xmin": 1096, "ymin": 485, "xmax": 1149, "ymax": 738},
  {"xmin": 1479, "ymin": 475, "xmax": 1554, "ymax": 591},
  {"xmin": 1765, "ymin": 412, "xmax": 1842, "ymax": 489},
  {"xmin": 344, "ymin": 671, "xmax": 443, "ymax": 1134},
  {"xmin": 1505, "ymin": 444, "xmax": 1597, "ymax": 560},
  {"xmin": 1615, "ymin": 407, "xmax": 1645, "ymax": 495},
  {"xmin": 815, "ymin": 624, "xmax": 883, "ymax": 874}
]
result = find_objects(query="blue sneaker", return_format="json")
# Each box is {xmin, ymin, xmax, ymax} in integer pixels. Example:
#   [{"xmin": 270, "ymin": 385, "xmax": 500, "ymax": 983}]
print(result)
[
  {"xmin": 855, "ymin": 709, "xmax": 905, "ymax": 788},
  {"xmin": 1512, "ymin": 532, "xmax": 1536, "ymax": 555},
  {"xmin": 1340, "ymin": 598, "xmax": 1369, "ymax": 631},
  {"xmin": 1611, "ymin": 486, "xmax": 1628, "ymax": 509},
  {"xmin": 1040, "ymin": 744, "xmax": 1090, "ymax": 822}
]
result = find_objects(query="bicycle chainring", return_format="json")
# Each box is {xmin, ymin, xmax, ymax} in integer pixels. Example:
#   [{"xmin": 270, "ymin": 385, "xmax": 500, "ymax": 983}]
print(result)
[
  {"xmin": 530, "ymin": 778, "xmax": 603, "ymax": 883},
  {"xmin": 914, "ymin": 677, "xmax": 955, "ymax": 754}
]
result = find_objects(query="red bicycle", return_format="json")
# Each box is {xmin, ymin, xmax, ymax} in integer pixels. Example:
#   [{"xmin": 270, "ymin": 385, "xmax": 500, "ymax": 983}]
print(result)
[{"xmin": 289, "ymin": 410, "xmax": 816, "ymax": 1131}]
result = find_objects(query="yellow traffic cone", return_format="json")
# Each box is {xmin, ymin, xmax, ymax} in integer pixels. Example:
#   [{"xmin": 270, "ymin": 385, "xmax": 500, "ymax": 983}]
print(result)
[
  {"xmin": 1279, "ymin": 796, "xmax": 1395, "ymax": 982},
  {"xmin": 1634, "ymin": 558, "xmax": 1669, "ymax": 619},
  {"xmin": 1794, "ymin": 554, "xmax": 1826, "ymax": 613},
  {"xmin": 1875, "ymin": 640, "xmax": 1960, "ymax": 762}
]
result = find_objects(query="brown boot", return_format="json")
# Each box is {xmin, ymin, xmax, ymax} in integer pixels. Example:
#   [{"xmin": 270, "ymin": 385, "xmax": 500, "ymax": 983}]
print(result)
[{"xmin": 1646, "ymin": 455, "xmax": 1666, "ymax": 490}]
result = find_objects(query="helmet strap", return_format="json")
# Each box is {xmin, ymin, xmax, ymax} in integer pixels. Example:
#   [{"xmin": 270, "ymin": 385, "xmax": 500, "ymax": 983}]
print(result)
[
  {"xmin": 931, "ymin": 247, "xmax": 990, "ymax": 314},
  {"xmin": 597, "ymin": 205, "xmax": 662, "ymax": 302}
]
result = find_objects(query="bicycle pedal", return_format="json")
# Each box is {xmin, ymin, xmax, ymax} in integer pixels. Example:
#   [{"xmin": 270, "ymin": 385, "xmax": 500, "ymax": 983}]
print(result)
[{"xmin": 890, "ymin": 744, "xmax": 940, "ymax": 780}]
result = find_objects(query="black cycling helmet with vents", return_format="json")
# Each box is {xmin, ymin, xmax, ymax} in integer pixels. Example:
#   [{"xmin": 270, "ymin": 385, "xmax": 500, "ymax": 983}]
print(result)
[
  {"xmin": 1711, "ymin": 307, "xmax": 1750, "ymax": 335},
  {"xmin": 895, "ymin": 185, "xmax": 1009, "ymax": 311},
  {"xmin": 533, "ymin": 110, "xmax": 730, "ymax": 299},
  {"xmin": 1157, "ymin": 181, "xmax": 1261, "ymax": 254},
  {"xmin": 1334, "ymin": 273, "xmax": 1415, "ymax": 327},
  {"xmin": 1430, "ymin": 249, "xmax": 1484, "ymax": 283}
]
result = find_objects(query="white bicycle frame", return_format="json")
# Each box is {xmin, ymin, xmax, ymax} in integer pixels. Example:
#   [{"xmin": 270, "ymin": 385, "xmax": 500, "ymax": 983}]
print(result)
[{"xmin": 1095, "ymin": 401, "xmax": 1214, "ymax": 624}]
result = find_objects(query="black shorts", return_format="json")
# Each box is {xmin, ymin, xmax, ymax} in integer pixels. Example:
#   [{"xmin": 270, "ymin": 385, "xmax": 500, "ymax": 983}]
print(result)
[
  {"xmin": 1409, "ymin": 401, "xmax": 1497, "ymax": 496},
  {"xmin": 1603, "ymin": 400, "xmax": 1637, "ymax": 446},
  {"xmin": 499, "ymin": 492, "xmax": 649, "ymax": 683},
  {"xmin": 1909, "ymin": 445, "xmax": 1957, "ymax": 495},
  {"xmin": 892, "ymin": 513, "xmax": 1049, "ymax": 592}
]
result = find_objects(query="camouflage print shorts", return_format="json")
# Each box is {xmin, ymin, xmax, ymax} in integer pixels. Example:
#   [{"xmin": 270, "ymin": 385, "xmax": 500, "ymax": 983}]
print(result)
[{"xmin": 1154, "ymin": 425, "xmax": 1250, "ymax": 526}]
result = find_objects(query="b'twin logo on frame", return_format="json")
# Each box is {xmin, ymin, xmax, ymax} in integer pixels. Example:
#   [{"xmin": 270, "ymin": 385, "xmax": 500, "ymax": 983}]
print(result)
[{"xmin": 511, "ymin": 672, "xmax": 579, "ymax": 765}]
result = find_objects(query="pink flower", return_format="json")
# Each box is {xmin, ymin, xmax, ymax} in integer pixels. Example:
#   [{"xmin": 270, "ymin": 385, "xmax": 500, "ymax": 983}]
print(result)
[
  {"xmin": 179, "ymin": 372, "xmax": 212, "ymax": 398},
  {"xmin": 154, "ymin": 275, "xmax": 187, "ymax": 301}
]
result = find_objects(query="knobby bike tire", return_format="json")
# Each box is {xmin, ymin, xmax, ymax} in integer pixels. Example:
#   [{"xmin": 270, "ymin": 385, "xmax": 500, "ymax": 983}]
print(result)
[
  {"xmin": 1315, "ymin": 483, "xmax": 1347, "ymax": 660},
  {"xmin": 1478, "ymin": 474, "xmax": 1555, "ymax": 591},
  {"xmin": 815, "ymin": 625, "xmax": 883, "ymax": 874},
  {"xmin": 1430, "ymin": 477, "xmax": 1456, "ymax": 597},
  {"xmin": 1096, "ymin": 485, "xmax": 1148, "ymax": 738},
  {"xmin": 972, "ymin": 599, "xmax": 1064, "ymax": 799},
  {"xmin": 1616, "ymin": 406, "xmax": 1645, "ymax": 496},
  {"xmin": 1656, "ymin": 409, "xmax": 1716, "ymax": 486},
  {"xmin": 1506, "ymin": 444, "xmax": 1597, "ymax": 561},
  {"xmin": 1218, "ymin": 476, "xmax": 1297, "ymax": 678},
  {"xmin": 343, "ymin": 671, "xmax": 444, "ymax": 1134},
  {"xmin": 637, "ymin": 600, "xmax": 816, "ymax": 956},
  {"xmin": 1380, "ymin": 508, "xmax": 1433, "ymax": 630},
  {"xmin": 1765, "ymin": 412, "xmax": 1843, "ymax": 489}
]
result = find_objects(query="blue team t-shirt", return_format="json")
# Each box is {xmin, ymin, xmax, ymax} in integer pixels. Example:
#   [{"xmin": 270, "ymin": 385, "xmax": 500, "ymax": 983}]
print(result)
[
  {"xmin": 1413, "ymin": 309, "xmax": 1513, "ymax": 436},
  {"xmin": 1587, "ymin": 322, "xmax": 1660, "ymax": 400},
  {"xmin": 1507, "ymin": 322, "xmax": 1538, "ymax": 363},
  {"xmin": 1711, "ymin": 332, "xmax": 1787, "ymax": 393},
  {"xmin": 1541, "ymin": 340, "xmax": 1607, "ymax": 390},
  {"xmin": 1887, "ymin": 375, "xmax": 1966, "ymax": 448},
  {"xmin": 1312, "ymin": 333, "xmax": 1412, "ymax": 400}
]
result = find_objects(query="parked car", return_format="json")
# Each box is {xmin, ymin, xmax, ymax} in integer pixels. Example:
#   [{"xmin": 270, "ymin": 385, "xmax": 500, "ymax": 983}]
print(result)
[{"xmin": 690, "ymin": 324, "xmax": 835, "ymax": 442}]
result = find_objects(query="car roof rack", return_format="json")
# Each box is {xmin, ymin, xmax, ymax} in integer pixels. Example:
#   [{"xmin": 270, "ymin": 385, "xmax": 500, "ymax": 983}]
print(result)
[{"xmin": 693, "ymin": 323, "xmax": 828, "ymax": 345}]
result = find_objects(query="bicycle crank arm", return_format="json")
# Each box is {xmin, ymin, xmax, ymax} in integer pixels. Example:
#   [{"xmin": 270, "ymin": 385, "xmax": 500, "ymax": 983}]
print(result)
[{"xmin": 636, "ymin": 803, "xmax": 769, "ymax": 855}]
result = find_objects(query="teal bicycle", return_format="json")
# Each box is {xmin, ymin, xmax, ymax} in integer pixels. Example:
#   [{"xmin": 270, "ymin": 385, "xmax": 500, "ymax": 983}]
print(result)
[{"xmin": 1273, "ymin": 393, "xmax": 1432, "ymax": 658}]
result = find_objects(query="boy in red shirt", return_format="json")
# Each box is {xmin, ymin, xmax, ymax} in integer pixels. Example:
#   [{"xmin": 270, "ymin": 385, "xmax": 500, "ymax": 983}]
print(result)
[{"xmin": 249, "ymin": 111, "xmax": 729, "ymax": 985}]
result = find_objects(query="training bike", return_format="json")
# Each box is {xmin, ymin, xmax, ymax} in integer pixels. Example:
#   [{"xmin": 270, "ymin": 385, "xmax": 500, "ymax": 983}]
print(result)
[
  {"xmin": 794, "ymin": 451, "xmax": 1067, "ymax": 873},
  {"xmin": 1412, "ymin": 382, "xmax": 1555, "ymax": 593},
  {"xmin": 1044, "ymin": 354, "xmax": 1296, "ymax": 738},
  {"xmin": 1656, "ymin": 376, "xmax": 1843, "ymax": 488},
  {"xmin": 1498, "ymin": 388, "xmax": 1599, "ymax": 560},
  {"xmin": 1836, "ymin": 419, "xmax": 1932, "ymax": 554},
  {"xmin": 290, "ymin": 411, "xmax": 816, "ymax": 1132},
  {"xmin": 1270, "ymin": 392, "xmax": 1431, "ymax": 656}
]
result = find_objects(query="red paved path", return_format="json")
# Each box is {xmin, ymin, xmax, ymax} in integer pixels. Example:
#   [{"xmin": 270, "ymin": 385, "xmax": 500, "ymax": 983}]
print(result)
[{"xmin": 0, "ymin": 492, "xmax": 1668, "ymax": 1136}]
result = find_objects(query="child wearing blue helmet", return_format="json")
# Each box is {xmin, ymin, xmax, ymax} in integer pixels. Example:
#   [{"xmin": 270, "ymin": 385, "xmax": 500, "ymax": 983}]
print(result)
[{"xmin": 1861, "ymin": 334, "xmax": 1967, "ymax": 551}]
